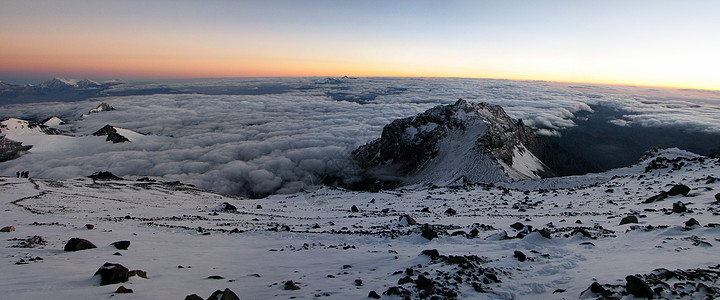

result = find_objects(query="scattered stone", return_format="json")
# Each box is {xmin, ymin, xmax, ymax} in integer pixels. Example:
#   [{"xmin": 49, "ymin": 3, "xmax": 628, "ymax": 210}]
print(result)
[
  {"xmin": 667, "ymin": 184, "xmax": 690, "ymax": 196},
  {"xmin": 421, "ymin": 226, "xmax": 438, "ymax": 240},
  {"xmin": 537, "ymin": 229, "xmax": 551, "ymax": 239},
  {"xmin": 129, "ymin": 270, "xmax": 147, "ymax": 278},
  {"xmin": 514, "ymin": 250, "xmax": 526, "ymax": 262},
  {"xmin": 229, "ymin": 228, "xmax": 241, "ymax": 233},
  {"xmin": 351, "ymin": 205, "xmax": 359, "ymax": 213},
  {"xmin": 620, "ymin": 215, "xmax": 639, "ymax": 225},
  {"xmin": 64, "ymin": 238, "xmax": 97, "ymax": 251},
  {"xmin": 510, "ymin": 222, "xmax": 525, "ymax": 230},
  {"xmin": 625, "ymin": 275, "xmax": 654, "ymax": 299},
  {"xmin": 85, "ymin": 224, "xmax": 94, "ymax": 230},
  {"xmin": 113, "ymin": 252, "xmax": 122, "ymax": 256},
  {"xmin": 207, "ymin": 275, "xmax": 224, "ymax": 280},
  {"xmin": 284, "ymin": 280, "xmax": 301, "ymax": 290},
  {"xmin": 368, "ymin": 290, "xmax": 381, "ymax": 299},
  {"xmin": 88, "ymin": 171, "xmax": 124, "ymax": 180},
  {"xmin": 0, "ymin": 226, "xmax": 15, "ymax": 232},
  {"xmin": 673, "ymin": 201, "xmax": 687, "ymax": 213},
  {"xmin": 343, "ymin": 264, "xmax": 352, "ymax": 269},
  {"xmin": 553, "ymin": 289, "xmax": 567, "ymax": 293},
  {"xmin": 185, "ymin": 294, "xmax": 204, "ymax": 300},
  {"xmin": 208, "ymin": 288, "xmax": 240, "ymax": 300},
  {"xmin": 643, "ymin": 192, "xmax": 668, "ymax": 204},
  {"xmin": 354, "ymin": 279, "xmax": 363, "ymax": 286},
  {"xmin": 685, "ymin": 218, "xmax": 700, "ymax": 228},
  {"xmin": 420, "ymin": 207, "xmax": 430, "ymax": 213},
  {"xmin": 94, "ymin": 262, "xmax": 129, "ymax": 286},
  {"xmin": 112, "ymin": 240, "xmax": 131, "ymax": 250},
  {"xmin": 115, "ymin": 286, "xmax": 133, "ymax": 293},
  {"xmin": 715, "ymin": 193, "xmax": 720, "ymax": 202},
  {"xmin": 256, "ymin": 204, "xmax": 262, "ymax": 209},
  {"xmin": 444, "ymin": 208, "xmax": 457, "ymax": 216}
]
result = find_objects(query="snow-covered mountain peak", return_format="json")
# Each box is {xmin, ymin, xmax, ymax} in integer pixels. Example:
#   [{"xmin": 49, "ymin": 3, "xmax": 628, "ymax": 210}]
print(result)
[
  {"xmin": 0, "ymin": 118, "xmax": 61, "ymax": 136},
  {"xmin": 42, "ymin": 117, "xmax": 65, "ymax": 127},
  {"xmin": 353, "ymin": 99, "xmax": 553, "ymax": 188}
]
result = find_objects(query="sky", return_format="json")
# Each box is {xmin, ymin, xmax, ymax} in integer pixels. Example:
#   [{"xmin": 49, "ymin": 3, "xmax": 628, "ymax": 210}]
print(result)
[{"xmin": 1, "ymin": 0, "xmax": 719, "ymax": 89}]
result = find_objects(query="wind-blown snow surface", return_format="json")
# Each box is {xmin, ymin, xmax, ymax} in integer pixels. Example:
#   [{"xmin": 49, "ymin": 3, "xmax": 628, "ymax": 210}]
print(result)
[
  {"xmin": 0, "ymin": 149, "xmax": 718, "ymax": 299},
  {"xmin": 1, "ymin": 77, "xmax": 720, "ymax": 197}
]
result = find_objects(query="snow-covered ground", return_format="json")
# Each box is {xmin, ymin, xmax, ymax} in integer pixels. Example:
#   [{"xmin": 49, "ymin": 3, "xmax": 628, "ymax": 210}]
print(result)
[{"xmin": 0, "ymin": 149, "xmax": 718, "ymax": 299}]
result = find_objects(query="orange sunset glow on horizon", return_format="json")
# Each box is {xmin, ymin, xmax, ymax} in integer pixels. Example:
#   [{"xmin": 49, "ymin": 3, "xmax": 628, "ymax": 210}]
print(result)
[{"xmin": 2, "ymin": 0, "xmax": 719, "ymax": 91}]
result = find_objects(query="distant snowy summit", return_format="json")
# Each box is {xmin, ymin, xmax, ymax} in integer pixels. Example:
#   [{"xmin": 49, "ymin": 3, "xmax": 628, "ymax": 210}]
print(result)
[
  {"xmin": 0, "ymin": 118, "xmax": 62, "ymax": 136},
  {"xmin": 0, "ymin": 77, "xmax": 121, "ymax": 105},
  {"xmin": 81, "ymin": 102, "xmax": 116, "ymax": 118},
  {"xmin": 352, "ymin": 99, "xmax": 553, "ymax": 188}
]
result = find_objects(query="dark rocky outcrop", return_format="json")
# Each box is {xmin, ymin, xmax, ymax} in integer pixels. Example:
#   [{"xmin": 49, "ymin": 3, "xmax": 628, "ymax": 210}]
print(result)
[
  {"xmin": 208, "ymin": 288, "xmax": 240, "ymax": 300},
  {"xmin": 185, "ymin": 295, "xmax": 204, "ymax": 300},
  {"xmin": 514, "ymin": 250, "xmax": 526, "ymax": 262},
  {"xmin": 64, "ymin": 238, "xmax": 97, "ymax": 251},
  {"xmin": 368, "ymin": 290, "xmax": 381, "ymax": 299},
  {"xmin": 0, "ymin": 225, "xmax": 15, "ymax": 232},
  {"xmin": 672, "ymin": 201, "xmax": 687, "ymax": 214},
  {"xmin": 667, "ymin": 184, "xmax": 690, "ymax": 196},
  {"xmin": 0, "ymin": 136, "xmax": 33, "ymax": 162},
  {"xmin": 619, "ymin": 215, "xmax": 639, "ymax": 225},
  {"xmin": 93, "ymin": 125, "xmax": 130, "ymax": 143},
  {"xmin": 625, "ymin": 275, "xmax": 654, "ymax": 299},
  {"xmin": 115, "ymin": 286, "xmax": 133, "ymax": 293},
  {"xmin": 421, "ymin": 226, "xmax": 438, "ymax": 240},
  {"xmin": 94, "ymin": 262, "xmax": 129, "ymax": 286},
  {"xmin": 87, "ymin": 171, "xmax": 124, "ymax": 181}
]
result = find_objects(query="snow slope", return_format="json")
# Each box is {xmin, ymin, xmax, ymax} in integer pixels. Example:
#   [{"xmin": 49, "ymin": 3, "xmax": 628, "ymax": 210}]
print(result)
[{"xmin": 0, "ymin": 149, "xmax": 718, "ymax": 299}]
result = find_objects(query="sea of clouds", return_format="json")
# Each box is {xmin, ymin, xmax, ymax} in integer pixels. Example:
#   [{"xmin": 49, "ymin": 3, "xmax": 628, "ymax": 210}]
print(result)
[{"xmin": 1, "ymin": 77, "xmax": 719, "ymax": 196}]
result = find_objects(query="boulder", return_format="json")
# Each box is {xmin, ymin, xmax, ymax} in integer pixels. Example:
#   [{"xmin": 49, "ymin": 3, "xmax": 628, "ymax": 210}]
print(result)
[
  {"xmin": 398, "ymin": 215, "xmax": 417, "ymax": 226},
  {"xmin": 368, "ymin": 290, "xmax": 381, "ymax": 299},
  {"xmin": 129, "ymin": 270, "xmax": 147, "ymax": 278},
  {"xmin": 421, "ymin": 226, "xmax": 438, "ymax": 240},
  {"xmin": 421, "ymin": 249, "xmax": 440, "ymax": 259},
  {"xmin": 444, "ymin": 208, "xmax": 457, "ymax": 216},
  {"xmin": 685, "ymin": 218, "xmax": 700, "ymax": 228},
  {"xmin": 112, "ymin": 240, "xmax": 131, "ymax": 250},
  {"xmin": 415, "ymin": 275, "xmax": 434, "ymax": 292},
  {"xmin": 514, "ymin": 250, "xmax": 526, "ymax": 262},
  {"xmin": 715, "ymin": 193, "xmax": 720, "ymax": 202},
  {"xmin": 625, "ymin": 275, "xmax": 653, "ymax": 299},
  {"xmin": 84, "ymin": 224, "xmax": 94, "ymax": 230},
  {"xmin": 351, "ymin": 205, "xmax": 359, "ymax": 213},
  {"xmin": 208, "ymin": 288, "xmax": 239, "ymax": 300},
  {"xmin": 94, "ymin": 262, "xmax": 129, "ymax": 286},
  {"xmin": 283, "ymin": 280, "xmax": 300, "ymax": 290},
  {"xmin": 672, "ymin": 201, "xmax": 687, "ymax": 213},
  {"xmin": 0, "ymin": 225, "xmax": 15, "ymax": 232},
  {"xmin": 64, "ymin": 238, "xmax": 97, "ymax": 251},
  {"xmin": 619, "ymin": 215, "xmax": 639, "ymax": 225},
  {"xmin": 667, "ymin": 184, "xmax": 690, "ymax": 196},
  {"xmin": 213, "ymin": 202, "xmax": 237, "ymax": 212},
  {"xmin": 185, "ymin": 294, "xmax": 204, "ymax": 300},
  {"xmin": 510, "ymin": 222, "xmax": 525, "ymax": 230}
]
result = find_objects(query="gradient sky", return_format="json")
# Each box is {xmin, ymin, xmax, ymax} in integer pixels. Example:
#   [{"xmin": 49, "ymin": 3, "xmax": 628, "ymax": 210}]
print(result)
[{"xmin": 1, "ymin": 0, "xmax": 719, "ymax": 89}]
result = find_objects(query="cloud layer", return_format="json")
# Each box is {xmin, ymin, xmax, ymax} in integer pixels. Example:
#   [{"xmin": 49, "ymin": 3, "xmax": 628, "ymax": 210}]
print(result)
[{"xmin": 1, "ymin": 77, "xmax": 719, "ymax": 196}]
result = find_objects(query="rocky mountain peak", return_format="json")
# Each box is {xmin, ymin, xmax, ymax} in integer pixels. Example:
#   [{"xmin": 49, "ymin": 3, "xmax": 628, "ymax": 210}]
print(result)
[
  {"xmin": 93, "ymin": 125, "xmax": 130, "ymax": 143},
  {"xmin": 352, "ymin": 99, "xmax": 553, "ymax": 188}
]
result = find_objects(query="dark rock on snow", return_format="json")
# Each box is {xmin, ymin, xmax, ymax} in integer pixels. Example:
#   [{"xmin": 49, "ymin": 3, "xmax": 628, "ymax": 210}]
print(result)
[
  {"xmin": 510, "ymin": 222, "xmax": 525, "ymax": 230},
  {"xmin": 185, "ymin": 294, "xmax": 204, "ymax": 300},
  {"xmin": 64, "ymin": 238, "xmax": 97, "ymax": 251},
  {"xmin": 351, "ymin": 205, "xmax": 359, "ymax": 213},
  {"xmin": 514, "ymin": 250, "xmax": 526, "ymax": 262},
  {"xmin": 115, "ymin": 285, "xmax": 133, "ymax": 293},
  {"xmin": 421, "ymin": 226, "xmax": 438, "ymax": 240},
  {"xmin": 92, "ymin": 124, "xmax": 130, "ymax": 143},
  {"xmin": 667, "ymin": 184, "xmax": 690, "ymax": 196},
  {"xmin": 625, "ymin": 275, "xmax": 654, "ymax": 299},
  {"xmin": 619, "ymin": 215, "xmax": 639, "ymax": 225},
  {"xmin": 0, "ymin": 225, "xmax": 15, "ymax": 232},
  {"xmin": 112, "ymin": 240, "xmax": 131, "ymax": 250},
  {"xmin": 368, "ymin": 290, "xmax": 381, "ymax": 299},
  {"xmin": 284, "ymin": 280, "xmax": 301, "ymax": 290},
  {"xmin": 672, "ymin": 201, "xmax": 687, "ymax": 213},
  {"xmin": 399, "ymin": 215, "xmax": 417, "ymax": 225},
  {"xmin": 685, "ymin": 218, "xmax": 700, "ymax": 227},
  {"xmin": 129, "ymin": 269, "xmax": 147, "ymax": 278},
  {"xmin": 87, "ymin": 171, "xmax": 124, "ymax": 181},
  {"xmin": 94, "ymin": 262, "xmax": 129, "ymax": 286},
  {"xmin": 208, "ymin": 288, "xmax": 240, "ymax": 300}
]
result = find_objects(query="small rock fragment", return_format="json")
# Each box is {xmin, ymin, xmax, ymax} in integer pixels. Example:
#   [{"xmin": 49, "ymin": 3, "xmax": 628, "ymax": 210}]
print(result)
[
  {"xmin": 207, "ymin": 275, "xmax": 224, "ymax": 280},
  {"xmin": 85, "ymin": 224, "xmax": 94, "ymax": 230},
  {"xmin": 115, "ymin": 286, "xmax": 133, "ymax": 293},
  {"xmin": 0, "ymin": 226, "xmax": 15, "ymax": 232},
  {"xmin": 351, "ymin": 205, "xmax": 359, "ymax": 213},
  {"xmin": 514, "ymin": 250, "xmax": 526, "ymax": 262},
  {"xmin": 368, "ymin": 290, "xmax": 381, "ymax": 299},
  {"xmin": 398, "ymin": 215, "xmax": 417, "ymax": 225},
  {"xmin": 510, "ymin": 222, "xmax": 525, "ymax": 230},
  {"xmin": 421, "ymin": 226, "xmax": 438, "ymax": 240},
  {"xmin": 129, "ymin": 270, "xmax": 147, "ymax": 278},
  {"xmin": 444, "ymin": 208, "xmax": 457, "ymax": 216},
  {"xmin": 685, "ymin": 218, "xmax": 700, "ymax": 227},
  {"xmin": 354, "ymin": 279, "xmax": 363, "ymax": 286},
  {"xmin": 421, "ymin": 249, "xmax": 440, "ymax": 259}
]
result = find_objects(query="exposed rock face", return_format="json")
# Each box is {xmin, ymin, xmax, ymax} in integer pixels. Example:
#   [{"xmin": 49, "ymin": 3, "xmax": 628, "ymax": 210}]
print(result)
[
  {"xmin": 0, "ymin": 136, "xmax": 32, "ymax": 162},
  {"xmin": 625, "ymin": 275, "xmax": 654, "ymax": 299},
  {"xmin": 0, "ymin": 118, "xmax": 62, "ymax": 135},
  {"xmin": 352, "ymin": 99, "xmax": 553, "ymax": 188},
  {"xmin": 93, "ymin": 125, "xmax": 130, "ymax": 143}
]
